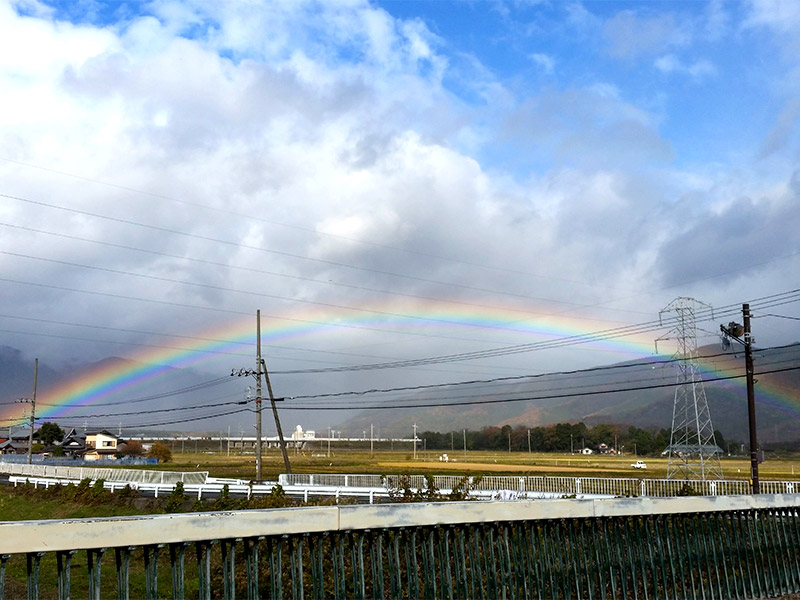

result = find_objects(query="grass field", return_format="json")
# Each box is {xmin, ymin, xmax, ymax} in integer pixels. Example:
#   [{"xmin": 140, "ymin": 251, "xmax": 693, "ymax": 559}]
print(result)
[{"xmin": 148, "ymin": 443, "xmax": 800, "ymax": 482}]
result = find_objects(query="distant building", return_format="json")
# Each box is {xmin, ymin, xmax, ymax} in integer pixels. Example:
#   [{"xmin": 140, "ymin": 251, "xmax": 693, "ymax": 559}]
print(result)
[
  {"xmin": 0, "ymin": 428, "xmax": 32, "ymax": 454},
  {"xmin": 83, "ymin": 430, "xmax": 124, "ymax": 460},
  {"xmin": 291, "ymin": 426, "xmax": 316, "ymax": 440}
]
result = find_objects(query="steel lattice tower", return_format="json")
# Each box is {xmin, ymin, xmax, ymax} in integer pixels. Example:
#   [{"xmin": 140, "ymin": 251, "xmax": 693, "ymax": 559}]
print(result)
[{"xmin": 657, "ymin": 298, "xmax": 723, "ymax": 481}]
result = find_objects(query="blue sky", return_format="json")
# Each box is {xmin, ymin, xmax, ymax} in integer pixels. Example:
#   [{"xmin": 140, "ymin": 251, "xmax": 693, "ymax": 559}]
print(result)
[{"xmin": 1, "ymin": 0, "xmax": 799, "ymax": 430}]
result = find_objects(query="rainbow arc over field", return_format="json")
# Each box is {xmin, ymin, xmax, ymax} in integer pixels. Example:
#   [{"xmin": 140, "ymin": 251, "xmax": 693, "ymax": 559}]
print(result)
[{"xmin": 2, "ymin": 302, "xmax": 795, "ymax": 424}]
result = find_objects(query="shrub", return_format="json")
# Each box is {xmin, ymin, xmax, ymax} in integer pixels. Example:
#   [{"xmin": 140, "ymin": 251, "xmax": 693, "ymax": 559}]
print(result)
[
  {"xmin": 147, "ymin": 441, "xmax": 172, "ymax": 463},
  {"xmin": 165, "ymin": 482, "xmax": 186, "ymax": 513}
]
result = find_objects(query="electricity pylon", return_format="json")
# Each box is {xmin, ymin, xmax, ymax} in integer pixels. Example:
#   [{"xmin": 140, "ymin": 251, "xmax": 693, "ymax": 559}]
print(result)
[{"xmin": 657, "ymin": 298, "xmax": 723, "ymax": 481}]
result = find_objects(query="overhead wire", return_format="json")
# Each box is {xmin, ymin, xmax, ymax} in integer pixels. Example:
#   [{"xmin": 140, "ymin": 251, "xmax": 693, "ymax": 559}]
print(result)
[
  {"xmin": 284, "ymin": 364, "xmax": 800, "ymax": 411},
  {"xmin": 1, "ymin": 249, "xmax": 601, "ymax": 337},
  {"xmin": 270, "ymin": 289, "xmax": 800, "ymax": 374},
  {"xmin": 1, "ymin": 192, "xmax": 615, "ymax": 307},
  {"xmin": 282, "ymin": 346, "xmax": 787, "ymax": 401},
  {"xmin": 0, "ymin": 161, "xmax": 665, "ymax": 298},
  {"xmin": 0, "ymin": 222, "xmax": 647, "ymax": 320}
]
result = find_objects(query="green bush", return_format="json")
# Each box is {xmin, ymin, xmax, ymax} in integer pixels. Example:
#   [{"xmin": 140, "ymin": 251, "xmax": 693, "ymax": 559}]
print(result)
[{"xmin": 165, "ymin": 481, "xmax": 186, "ymax": 513}]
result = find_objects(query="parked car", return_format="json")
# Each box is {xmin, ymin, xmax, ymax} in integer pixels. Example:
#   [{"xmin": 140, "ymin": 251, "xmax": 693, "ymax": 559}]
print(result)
[{"xmin": 631, "ymin": 460, "xmax": 647, "ymax": 469}]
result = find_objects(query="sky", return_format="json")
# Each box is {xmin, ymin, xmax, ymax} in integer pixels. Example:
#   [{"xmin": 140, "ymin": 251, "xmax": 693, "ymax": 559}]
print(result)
[{"xmin": 1, "ymin": 0, "xmax": 799, "ymax": 433}]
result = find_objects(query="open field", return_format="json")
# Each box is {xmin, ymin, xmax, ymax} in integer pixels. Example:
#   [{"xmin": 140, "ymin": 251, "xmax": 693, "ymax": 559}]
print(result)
[{"xmin": 141, "ymin": 442, "xmax": 800, "ymax": 482}]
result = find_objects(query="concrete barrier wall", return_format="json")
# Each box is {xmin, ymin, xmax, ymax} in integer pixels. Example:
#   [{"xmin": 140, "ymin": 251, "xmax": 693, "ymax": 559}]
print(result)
[{"xmin": 2, "ymin": 492, "xmax": 799, "ymax": 555}]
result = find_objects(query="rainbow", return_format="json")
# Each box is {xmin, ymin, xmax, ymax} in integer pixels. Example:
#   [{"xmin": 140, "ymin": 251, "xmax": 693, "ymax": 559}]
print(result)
[{"xmin": 1, "ymin": 300, "xmax": 795, "ymax": 424}]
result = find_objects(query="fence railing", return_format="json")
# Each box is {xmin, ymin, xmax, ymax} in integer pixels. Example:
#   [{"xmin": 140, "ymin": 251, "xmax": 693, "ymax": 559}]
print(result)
[
  {"xmin": 280, "ymin": 472, "xmax": 789, "ymax": 497},
  {"xmin": 2, "ymin": 494, "xmax": 800, "ymax": 599},
  {"xmin": 0, "ymin": 455, "xmax": 158, "ymax": 466},
  {"xmin": 0, "ymin": 461, "xmax": 207, "ymax": 485}
]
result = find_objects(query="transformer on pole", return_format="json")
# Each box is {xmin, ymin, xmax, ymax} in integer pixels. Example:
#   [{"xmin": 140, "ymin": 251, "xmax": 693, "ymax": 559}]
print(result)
[{"xmin": 656, "ymin": 297, "xmax": 723, "ymax": 481}]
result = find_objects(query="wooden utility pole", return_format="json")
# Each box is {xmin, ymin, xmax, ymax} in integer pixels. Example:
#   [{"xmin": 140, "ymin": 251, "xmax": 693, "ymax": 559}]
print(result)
[
  {"xmin": 720, "ymin": 304, "xmax": 759, "ymax": 493},
  {"xmin": 743, "ymin": 303, "xmax": 760, "ymax": 493},
  {"xmin": 256, "ymin": 311, "xmax": 263, "ymax": 482},
  {"xmin": 26, "ymin": 358, "xmax": 38, "ymax": 465}
]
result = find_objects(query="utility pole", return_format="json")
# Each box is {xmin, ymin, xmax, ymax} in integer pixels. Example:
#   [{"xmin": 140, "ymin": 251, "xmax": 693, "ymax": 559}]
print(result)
[
  {"xmin": 370, "ymin": 423, "xmax": 374, "ymax": 458},
  {"xmin": 721, "ymin": 303, "xmax": 759, "ymax": 493},
  {"xmin": 463, "ymin": 428, "xmax": 467, "ymax": 459},
  {"xmin": 25, "ymin": 358, "xmax": 38, "ymax": 465},
  {"xmin": 527, "ymin": 429, "xmax": 531, "ymax": 455},
  {"xmin": 232, "ymin": 310, "xmax": 292, "ymax": 480},
  {"xmin": 256, "ymin": 310, "xmax": 263, "ymax": 482},
  {"xmin": 413, "ymin": 423, "xmax": 418, "ymax": 460}
]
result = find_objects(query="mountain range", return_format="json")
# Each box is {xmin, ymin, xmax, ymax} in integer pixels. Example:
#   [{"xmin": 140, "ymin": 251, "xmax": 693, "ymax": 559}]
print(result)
[
  {"xmin": 339, "ymin": 343, "xmax": 800, "ymax": 444},
  {"xmin": 2, "ymin": 344, "xmax": 798, "ymax": 442}
]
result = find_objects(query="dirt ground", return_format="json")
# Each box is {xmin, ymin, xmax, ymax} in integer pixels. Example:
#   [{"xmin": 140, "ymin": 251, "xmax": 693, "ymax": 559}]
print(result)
[{"xmin": 377, "ymin": 460, "xmax": 603, "ymax": 473}]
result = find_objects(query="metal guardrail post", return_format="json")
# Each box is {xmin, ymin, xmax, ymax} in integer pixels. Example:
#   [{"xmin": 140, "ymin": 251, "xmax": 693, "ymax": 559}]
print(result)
[
  {"xmin": 143, "ymin": 544, "xmax": 161, "ymax": 600},
  {"xmin": 169, "ymin": 542, "xmax": 190, "ymax": 600},
  {"xmin": 26, "ymin": 552, "xmax": 45, "ymax": 600},
  {"xmin": 87, "ymin": 548, "xmax": 106, "ymax": 600},
  {"xmin": 221, "ymin": 540, "xmax": 236, "ymax": 600},
  {"xmin": 0, "ymin": 555, "xmax": 9, "ymax": 600},
  {"xmin": 195, "ymin": 540, "xmax": 216, "ymax": 600},
  {"xmin": 115, "ymin": 546, "xmax": 135, "ymax": 600}
]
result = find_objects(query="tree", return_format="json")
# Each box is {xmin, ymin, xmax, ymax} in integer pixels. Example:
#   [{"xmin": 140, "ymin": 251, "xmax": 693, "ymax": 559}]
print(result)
[
  {"xmin": 36, "ymin": 422, "xmax": 64, "ymax": 446},
  {"xmin": 118, "ymin": 440, "xmax": 144, "ymax": 456},
  {"xmin": 148, "ymin": 441, "xmax": 172, "ymax": 463}
]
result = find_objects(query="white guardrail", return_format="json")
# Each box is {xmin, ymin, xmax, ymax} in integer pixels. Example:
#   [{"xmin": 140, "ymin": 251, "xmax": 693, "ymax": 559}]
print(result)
[
  {"xmin": 280, "ymin": 473, "xmax": 800, "ymax": 497},
  {"xmin": 4, "ymin": 493, "xmax": 800, "ymax": 555},
  {"xmin": 5, "ymin": 463, "xmax": 799, "ymax": 503},
  {"xmin": 7, "ymin": 476, "xmax": 589, "ymax": 503}
]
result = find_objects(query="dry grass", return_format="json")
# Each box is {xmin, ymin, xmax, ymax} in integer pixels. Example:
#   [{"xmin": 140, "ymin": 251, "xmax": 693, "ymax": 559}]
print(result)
[{"xmin": 139, "ymin": 444, "xmax": 800, "ymax": 482}]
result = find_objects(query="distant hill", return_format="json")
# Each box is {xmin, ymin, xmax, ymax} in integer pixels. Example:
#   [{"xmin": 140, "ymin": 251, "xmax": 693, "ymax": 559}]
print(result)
[
  {"xmin": 0, "ymin": 348, "xmax": 241, "ymax": 435},
  {"xmin": 339, "ymin": 344, "xmax": 800, "ymax": 443}
]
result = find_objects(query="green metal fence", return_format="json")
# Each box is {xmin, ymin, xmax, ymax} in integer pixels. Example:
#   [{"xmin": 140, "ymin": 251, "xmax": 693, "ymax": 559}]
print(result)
[{"xmin": 2, "ymin": 495, "xmax": 800, "ymax": 599}]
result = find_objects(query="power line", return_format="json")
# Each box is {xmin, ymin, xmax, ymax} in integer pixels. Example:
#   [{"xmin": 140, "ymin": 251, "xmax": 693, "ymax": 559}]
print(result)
[
  {"xmin": 0, "ymin": 159, "xmax": 664, "ymax": 298},
  {"xmin": 1, "ymin": 192, "xmax": 613, "ymax": 306},
  {"xmin": 284, "ymin": 346, "xmax": 795, "ymax": 401},
  {"xmin": 271, "ymin": 291, "xmax": 800, "ymax": 374},
  {"xmin": 2, "ymin": 249, "xmax": 602, "ymax": 336},
  {"xmin": 0, "ymin": 222, "xmax": 652, "ymax": 321},
  {"xmin": 56, "ymin": 407, "xmax": 253, "ymax": 429},
  {"xmin": 758, "ymin": 313, "xmax": 800, "ymax": 321},
  {"xmin": 285, "ymin": 352, "xmax": 800, "ymax": 407},
  {"xmin": 284, "ymin": 364, "xmax": 800, "ymax": 411},
  {"xmin": 51, "ymin": 397, "xmax": 251, "ymax": 419}
]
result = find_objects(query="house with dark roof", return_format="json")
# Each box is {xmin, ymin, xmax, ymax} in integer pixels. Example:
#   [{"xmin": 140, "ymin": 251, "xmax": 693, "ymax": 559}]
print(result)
[
  {"xmin": 0, "ymin": 428, "xmax": 32, "ymax": 454},
  {"xmin": 59, "ymin": 428, "xmax": 86, "ymax": 457}
]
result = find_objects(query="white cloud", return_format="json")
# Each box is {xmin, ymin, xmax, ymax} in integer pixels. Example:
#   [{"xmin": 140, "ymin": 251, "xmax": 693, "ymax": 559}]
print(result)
[
  {"xmin": 530, "ymin": 52, "xmax": 554, "ymax": 74},
  {"xmin": 603, "ymin": 10, "xmax": 691, "ymax": 60},
  {"xmin": 745, "ymin": 0, "xmax": 800, "ymax": 32},
  {"xmin": 1, "ymin": 0, "xmax": 799, "ymax": 428},
  {"xmin": 654, "ymin": 54, "xmax": 716, "ymax": 79}
]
